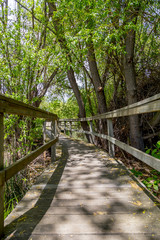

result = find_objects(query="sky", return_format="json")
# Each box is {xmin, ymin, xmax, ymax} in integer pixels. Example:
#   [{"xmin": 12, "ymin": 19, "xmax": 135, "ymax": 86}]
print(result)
[{"xmin": 8, "ymin": 0, "xmax": 15, "ymax": 9}]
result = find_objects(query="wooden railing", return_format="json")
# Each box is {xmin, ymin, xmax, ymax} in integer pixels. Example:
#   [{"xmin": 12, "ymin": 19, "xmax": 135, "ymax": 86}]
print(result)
[
  {"xmin": 0, "ymin": 94, "xmax": 58, "ymax": 237},
  {"xmin": 59, "ymin": 93, "xmax": 160, "ymax": 172},
  {"xmin": 1, "ymin": 93, "xmax": 160, "ymax": 237}
]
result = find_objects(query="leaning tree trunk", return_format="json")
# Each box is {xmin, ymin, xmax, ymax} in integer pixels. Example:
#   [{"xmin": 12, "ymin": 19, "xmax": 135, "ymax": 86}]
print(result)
[
  {"xmin": 67, "ymin": 67, "xmax": 90, "ymax": 142},
  {"xmin": 87, "ymin": 38, "xmax": 108, "ymax": 148},
  {"xmin": 87, "ymin": 39, "xmax": 107, "ymax": 114},
  {"xmin": 47, "ymin": 1, "xmax": 90, "ymax": 141},
  {"xmin": 123, "ymin": 24, "xmax": 144, "ymax": 151}
]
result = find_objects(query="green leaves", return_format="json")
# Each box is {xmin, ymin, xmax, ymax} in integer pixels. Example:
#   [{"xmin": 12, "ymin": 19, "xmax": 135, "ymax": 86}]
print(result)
[
  {"xmin": 130, "ymin": 167, "xmax": 160, "ymax": 196},
  {"xmin": 142, "ymin": 177, "xmax": 160, "ymax": 193},
  {"xmin": 146, "ymin": 141, "xmax": 160, "ymax": 159},
  {"xmin": 130, "ymin": 168, "xmax": 143, "ymax": 177}
]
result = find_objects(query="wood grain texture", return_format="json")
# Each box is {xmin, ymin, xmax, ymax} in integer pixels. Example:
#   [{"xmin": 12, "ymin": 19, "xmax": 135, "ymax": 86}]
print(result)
[
  {"xmin": 0, "ymin": 94, "xmax": 57, "ymax": 120},
  {"xmin": 89, "ymin": 131, "xmax": 160, "ymax": 172},
  {"xmin": 0, "ymin": 113, "xmax": 4, "ymax": 238},
  {"xmin": 59, "ymin": 94, "xmax": 160, "ymax": 122},
  {"xmin": 107, "ymin": 119, "xmax": 115, "ymax": 157},
  {"xmin": 60, "ymin": 127, "xmax": 160, "ymax": 171},
  {"xmin": 0, "ymin": 137, "xmax": 58, "ymax": 185},
  {"xmin": 4, "ymin": 136, "xmax": 160, "ymax": 239},
  {"xmin": 59, "ymin": 93, "xmax": 160, "ymax": 171}
]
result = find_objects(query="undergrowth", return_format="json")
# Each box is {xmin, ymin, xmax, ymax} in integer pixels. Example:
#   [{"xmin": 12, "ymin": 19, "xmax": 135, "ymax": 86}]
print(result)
[
  {"xmin": 145, "ymin": 141, "xmax": 160, "ymax": 159},
  {"xmin": 4, "ymin": 171, "xmax": 31, "ymax": 219},
  {"xmin": 130, "ymin": 168, "xmax": 160, "ymax": 198}
]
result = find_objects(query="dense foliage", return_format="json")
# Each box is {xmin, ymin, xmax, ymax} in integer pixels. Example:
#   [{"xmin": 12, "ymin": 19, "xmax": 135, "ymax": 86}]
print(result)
[
  {"xmin": 0, "ymin": 0, "xmax": 160, "ymax": 215},
  {"xmin": 1, "ymin": 0, "xmax": 159, "ymax": 114}
]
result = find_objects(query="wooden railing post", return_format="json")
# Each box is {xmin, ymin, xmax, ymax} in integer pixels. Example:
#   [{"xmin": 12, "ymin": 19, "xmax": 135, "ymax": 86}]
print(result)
[
  {"xmin": 0, "ymin": 113, "xmax": 4, "ymax": 238},
  {"xmin": 56, "ymin": 120, "xmax": 59, "ymax": 136},
  {"xmin": 89, "ymin": 121, "xmax": 94, "ymax": 144},
  {"xmin": 107, "ymin": 119, "xmax": 115, "ymax": 157},
  {"xmin": 57, "ymin": 121, "xmax": 61, "ymax": 134},
  {"xmin": 51, "ymin": 120, "xmax": 56, "ymax": 162},
  {"xmin": 64, "ymin": 121, "xmax": 66, "ymax": 135},
  {"xmin": 69, "ymin": 122, "xmax": 72, "ymax": 137},
  {"xmin": 43, "ymin": 121, "xmax": 47, "ymax": 160}
]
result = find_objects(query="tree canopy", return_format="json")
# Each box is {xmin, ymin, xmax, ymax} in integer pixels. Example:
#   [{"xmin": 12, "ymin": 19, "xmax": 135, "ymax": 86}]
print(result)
[
  {"xmin": 1, "ymin": 0, "xmax": 160, "ymax": 217},
  {"xmin": 0, "ymin": 0, "xmax": 160, "ymax": 147}
]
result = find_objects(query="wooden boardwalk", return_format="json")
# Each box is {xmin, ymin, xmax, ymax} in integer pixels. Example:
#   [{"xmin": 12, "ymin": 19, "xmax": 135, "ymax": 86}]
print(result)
[{"xmin": 4, "ymin": 135, "xmax": 160, "ymax": 240}]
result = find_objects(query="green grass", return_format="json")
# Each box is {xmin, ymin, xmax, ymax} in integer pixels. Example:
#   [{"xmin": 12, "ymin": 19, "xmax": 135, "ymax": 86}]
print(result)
[
  {"xmin": 130, "ymin": 168, "xmax": 160, "ymax": 197},
  {"xmin": 4, "ymin": 195, "xmax": 19, "ymax": 219}
]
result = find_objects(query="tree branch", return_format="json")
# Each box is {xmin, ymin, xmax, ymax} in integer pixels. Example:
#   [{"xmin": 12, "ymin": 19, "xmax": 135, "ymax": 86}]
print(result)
[{"xmin": 15, "ymin": 0, "xmax": 56, "ymax": 35}]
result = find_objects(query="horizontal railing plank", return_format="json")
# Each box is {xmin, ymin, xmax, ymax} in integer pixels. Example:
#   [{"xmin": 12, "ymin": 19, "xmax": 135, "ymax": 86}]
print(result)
[
  {"xmin": 60, "ymin": 125, "xmax": 160, "ymax": 172},
  {"xmin": 91, "ymin": 132, "xmax": 160, "ymax": 172},
  {"xmin": 71, "ymin": 128, "xmax": 160, "ymax": 172},
  {"xmin": 59, "ymin": 94, "xmax": 160, "ymax": 122},
  {"xmin": 0, "ymin": 94, "xmax": 57, "ymax": 120},
  {"xmin": 0, "ymin": 137, "xmax": 58, "ymax": 186}
]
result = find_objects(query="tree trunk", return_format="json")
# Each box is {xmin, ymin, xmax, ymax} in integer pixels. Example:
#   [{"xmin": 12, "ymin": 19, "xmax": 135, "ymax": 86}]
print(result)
[
  {"xmin": 87, "ymin": 38, "xmax": 108, "ymax": 148},
  {"xmin": 84, "ymin": 71, "xmax": 94, "ymax": 117},
  {"xmin": 87, "ymin": 39, "xmax": 107, "ymax": 114},
  {"xmin": 47, "ymin": 1, "xmax": 90, "ymax": 141},
  {"xmin": 67, "ymin": 67, "xmax": 90, "ymax": 142},
  {"xmin": 123, "ymin": 23, "xmax": 144, "ymax": 151}
]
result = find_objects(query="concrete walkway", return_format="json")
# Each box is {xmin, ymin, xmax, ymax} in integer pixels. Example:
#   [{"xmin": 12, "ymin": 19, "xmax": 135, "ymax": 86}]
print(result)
[{"xmin": 4, "ymin": 135, "xmax": 160, "ymax": 240}]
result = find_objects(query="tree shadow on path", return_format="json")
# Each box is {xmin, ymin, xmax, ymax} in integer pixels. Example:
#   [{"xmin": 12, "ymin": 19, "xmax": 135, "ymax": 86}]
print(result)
[{"xmin": 3, "ymin": 137, "xmax": 69, "ymax": 240}]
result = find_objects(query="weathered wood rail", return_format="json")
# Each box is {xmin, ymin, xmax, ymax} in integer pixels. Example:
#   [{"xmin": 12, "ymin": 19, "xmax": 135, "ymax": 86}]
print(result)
[
  {"xmin": 3, "ymin": 134, "xmax": 160, "ymax": 239},
  {"xmin": 59, "ymin": 93, "xmax": 160, "ymax": 172},
  {"xmin": 0, "ymin": 94, "xmax": 58, "ymax": 238}
]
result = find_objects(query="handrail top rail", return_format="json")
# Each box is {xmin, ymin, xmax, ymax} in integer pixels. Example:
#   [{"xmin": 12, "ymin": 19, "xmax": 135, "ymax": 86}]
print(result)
[
  {"xmin": 59, "ymin": 93, "xmax": 160, "ymax": 122},
  {"xmin": 0, "ymin": 95, "xmax": 58, "ymax": 236},
  {"xmin": 0, "ymin": 94, "xmax": 58, "ymax": 120}
]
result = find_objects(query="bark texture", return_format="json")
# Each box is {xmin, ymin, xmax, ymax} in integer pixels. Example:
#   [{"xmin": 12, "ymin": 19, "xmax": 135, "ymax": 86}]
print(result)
[
  {"xmin": 87, "ymin": 38, "xmax": 108, "ymax": 148},
  {"xmin": 123, "ymin": 12, "xmax": 144, "ymax": 150},
  {"xmin": 87, "ymin": 39, "xmax": 107, "ymax": 114},
  {"xmin": 47, "ymin": 1, "xmax": 90, "ymax": 141}
]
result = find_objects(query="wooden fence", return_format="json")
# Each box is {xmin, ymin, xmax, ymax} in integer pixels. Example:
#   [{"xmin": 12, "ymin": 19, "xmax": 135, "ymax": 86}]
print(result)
[
  {"xmin": 0, "ymin": 94, "xmax": 58, "ymax": 238},
  {"xmin": 59, "ymin": 93, "xmax": 160, "ymax": 172},
  {"xmin": 1, "ymin": 93, "xmax": 160, "ymax": 237}
]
